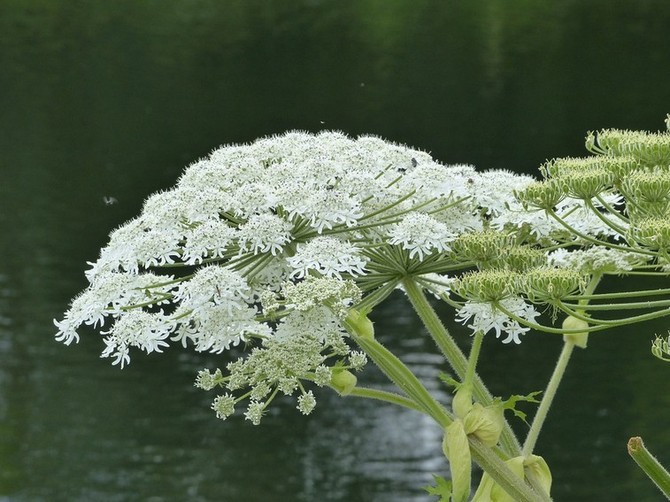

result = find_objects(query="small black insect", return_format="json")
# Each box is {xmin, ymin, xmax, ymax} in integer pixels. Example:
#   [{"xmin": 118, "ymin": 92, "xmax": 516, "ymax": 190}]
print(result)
[{"xmin": 411, "ymin": 158, "xmax": 418, "ymax": 167}]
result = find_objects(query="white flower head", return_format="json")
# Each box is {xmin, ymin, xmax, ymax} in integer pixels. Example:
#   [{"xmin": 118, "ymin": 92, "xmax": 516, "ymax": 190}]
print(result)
[
  {"xmin": 173, "ymin": 303, "xmax": 271, "ymax": 353},
  {"xmin": 237, "ymin": 213, "xmax": 293, "ymax": 256},
  {"xmin": 100, "ymin": 310, "xmax": 173, "ymax": 368},
  {"xmin": 548, "ymin": 247, "xmax": 645, "ymax": 274},
  {"xmin": 455, "ymin": 297, "xmax": 539, "ymax": 344},
  {"xmin": 174, "ymin": 265, "xmax": 251, "ymax": 313},
  {"xmin": 288, "ymin": 236, "xmax": 367, "ymax": 279},
  {"xmin": 388, "ymin": 212, "xmax": 456, "ymax": 260},
  {"xmin": 182, "ymin": 219, "xmax": 237, "ymax": 265}
]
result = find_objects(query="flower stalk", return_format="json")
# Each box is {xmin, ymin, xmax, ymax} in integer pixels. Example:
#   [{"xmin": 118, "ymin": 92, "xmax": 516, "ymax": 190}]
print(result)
[
  {"xmin": 627, "ymin": 436, "xmax": 670, "ymax": 498},
  {"xmin": 402, "ymin": 277, "xmax": 522, "ymax": 456}
]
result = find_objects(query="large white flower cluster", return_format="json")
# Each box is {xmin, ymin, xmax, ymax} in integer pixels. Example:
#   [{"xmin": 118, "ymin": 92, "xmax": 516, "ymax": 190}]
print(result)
[
  {"xmin": 55, "ymin": 131, "xmax": 547, "ymax": 363},
  {"xmin": 57, "ymin": 127, "xmax": 670, "ymax": 422}
]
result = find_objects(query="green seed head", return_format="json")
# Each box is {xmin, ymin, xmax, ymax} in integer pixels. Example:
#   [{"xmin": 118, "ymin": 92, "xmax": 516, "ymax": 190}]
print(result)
[
  {"xmin": 556, "ymin": 168, "xmax": 613, "ymax": 200},
  {"xmin": 590, "ymin": 128, "xmax": 670, "ymax": 166},
  {"xmin": 621, "ymin": 169, "xmax": 670, "ymax": 217},
  {"xmin": 452, "ymin": 269, "xmax": 520, "ymax": 302},
  {"xmin": 515, "ymin": 180, "xmax": 564, "ymax": 210},
  {"xmin": 493, "ymin": 246, "xmax": 547, "ymax": 272},
  {"xmin": 449, "ymin": 230, "xmax": 514, "ymax": 266},
  {"xmin": 629, "ymin": 217, "xmax": 670, "ymax": 249},
  {"xmin": 523, "ymin": 267, "xmax": 587, "ymax": 302}
]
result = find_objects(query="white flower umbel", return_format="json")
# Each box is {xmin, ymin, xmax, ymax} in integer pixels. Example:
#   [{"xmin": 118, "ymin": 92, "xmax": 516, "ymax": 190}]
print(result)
[
  {"xmin": 100, "ymin": 310, "xmax": 173, "ymax": 368},
  {"xmin": 174, "ymin": 266, "xmax": 251, "ymax": 314},
  {"xmin": 182, "ymin": 219, "xmax": 237, "ymax": 265},
  {"xmin": 456, "ymin": 297, "xmax": 539, "ymax": 344},
  {"xmin": 388, "ymin": 212, "xmax": 457, "ymax": 260},
  {"xmin": 548, "ymin": 247, "xmax": 645, "ymax": 274},
  {"xmin": 237, "ymin": 213, "xmax": 293, "ymax": 256},
  {"xmin": 55, "ymin": 130, "xmax": 545, "ymax": 421},
  {"xmin": 287, "ymin": 237, "xmax": 367, "ymax": 279}
]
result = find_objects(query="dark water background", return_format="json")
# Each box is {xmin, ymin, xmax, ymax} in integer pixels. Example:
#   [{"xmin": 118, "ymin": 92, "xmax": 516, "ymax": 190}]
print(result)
[{"xmin": 1, "ymin": 1, "xmax": 670, "ymax": 500}]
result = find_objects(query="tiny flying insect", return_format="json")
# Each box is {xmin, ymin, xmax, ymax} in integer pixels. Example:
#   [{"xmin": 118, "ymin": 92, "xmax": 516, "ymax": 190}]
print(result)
[{"xmin": 103, "ymin": 196, "xmax": 118, "ymax": 206}]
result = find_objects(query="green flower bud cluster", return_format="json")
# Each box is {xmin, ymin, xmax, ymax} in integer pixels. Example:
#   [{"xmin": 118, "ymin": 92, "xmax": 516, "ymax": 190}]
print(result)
[
  {"xmin": 522, "ymin": 266, "xmax": 587, "ymax": 302},
  {"xmin": 515, "ymin": 180, "xmax": 564, "ymax": 210},
  {"xmin": 539, "ymin": 156, "xmax": 607, "ymax": 178},
  {"xmin": 545, "ymin": 153, "xmax": 639, "ymax": 181},
  {"xmin": 652, "ymin": 332, "xmax": 670, "ymax": 361},
  {"xmin": 449, "ymin": 230, "xmax": 514, "ymax": 266},
  {"xmin": 451, "ymin": 269, "xmax": 520, "ymax": 302},
  {"xmin": 492, "ymin": 245, "xmax": 547, "ymax": 272},
  {"xmin": 555, "ymin": 167, "xmax": 614, "ymax": 200},
  {"xmin": 587, "ymin": 129, "xmax": 670, "ymax": 165},
  {"xmin": 629, "ymin": 217, "xmax": 670, "ymax": 250},
  {"xmin": 620, "ymin": 169, "xmax": 670, "ymax": 218}
]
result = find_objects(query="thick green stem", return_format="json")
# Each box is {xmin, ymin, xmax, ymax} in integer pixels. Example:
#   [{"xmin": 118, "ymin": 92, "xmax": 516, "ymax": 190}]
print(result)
[
  {"xmin": 401, "ymin": 278, "xmax": 522, "ymax": 456},
  {"xmin": 524, "ymin": 274, "xmax": 600, "ymax": 456},
  {"xmin": 349, "ymin": 331, "xmax": 453, "ymax": 427},
  {"xmin": 465, "ymin": 330, "xmax": 484, "ymax": 388},
  {"xmin": 627, "ymin": 436, "xmax": 670, "ymax": 498},
  {"xmin": 344, "ymin": 386, "xmax": 425, "ymax": 413},
  {"xmin": 523, "ymin": 339, "xmax": 575, "ymax": 457},
  {"xmin": 351, "ymin": 333, "xmax": 545, "ymax": 502},
  {"xmin": 469, "ymin": 437, "xmax": 551, "ymax": 502}
]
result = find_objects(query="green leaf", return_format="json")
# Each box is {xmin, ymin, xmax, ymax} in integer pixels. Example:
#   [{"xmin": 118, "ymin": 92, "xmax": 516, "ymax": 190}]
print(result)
[
  {"xmin": 438, "ymin": 372, "xmax": 459, "ymax": 389},
  {"xmin": 424, "ymin": 474, "xmax": 452, "ymax": 501},
  {"xmin": 501, "ymin": 391, "xmax": 542, "ymax": 426}
]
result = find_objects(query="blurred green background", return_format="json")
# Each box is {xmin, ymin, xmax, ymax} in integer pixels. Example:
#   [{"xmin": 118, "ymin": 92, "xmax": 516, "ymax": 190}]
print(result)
[{"xmin": 1, "ymin": 1, "xmax": 670, "ymax": 500}]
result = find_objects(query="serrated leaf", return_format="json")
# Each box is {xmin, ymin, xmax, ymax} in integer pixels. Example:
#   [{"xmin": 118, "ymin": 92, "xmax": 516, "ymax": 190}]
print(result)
[
  {"xmin": 501, "ymin": 391, "xmax": 542, "ymax": 425},
  {"xmin": 423, "ymin": 474, "xmax": 452, "ymax": 501}
]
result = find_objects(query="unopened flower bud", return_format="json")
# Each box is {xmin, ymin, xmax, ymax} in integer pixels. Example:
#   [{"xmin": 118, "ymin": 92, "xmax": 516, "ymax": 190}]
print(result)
[
  {"xmin": 452, "ymin": 386, "xmax": 473, "ymax": 419},
  {"xmin": 562, "ymin": 315, "xmax": 589, "ymax": 348},
  {"xmin": 523, "ymin": 454, "xmax": 552, "ymax": 496},
  {"xmin": 473, "ymin": 454, "xmax": 552, "ymax": 502},
  {"xmin": 463, "ymin": 402, "xmax": 504, "ymax": 447},
  {"xmin": 443, "ymin": 421, "xmax": 471, "ymax": 502},
  {"xmin": 344, "ymin": 309, "xmax": 375, "ymax": 340},
  {"xmin": 330, "ymin": 369, "xmax": 357, "ymax": 396}
]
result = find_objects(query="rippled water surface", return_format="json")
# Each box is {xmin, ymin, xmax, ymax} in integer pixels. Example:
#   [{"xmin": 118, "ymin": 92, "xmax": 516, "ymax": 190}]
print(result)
[{"xmin": 2, "ymin": 2, "xmax": 670, "ymax": 500}]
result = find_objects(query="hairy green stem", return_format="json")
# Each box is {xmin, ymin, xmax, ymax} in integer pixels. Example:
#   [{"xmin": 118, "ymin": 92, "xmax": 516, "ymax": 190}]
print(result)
[
  {"xmin": 470, "ymin": 437, "xmax": 551, "ymax": 502},
  {"xmin": 627, "ymin": 436, "xmax": 670, "ymax": 498},
  {"xmin": 401, "ymin": 278, "xmax": 522, "ymax": 457},
  {"xmin": 465, "ymin": 330, "xmax": 484, "ymax": 388},
  {"xmin": 350, "ymin": 331, "xmax": 546, "ymax": 502},
  {"xmin": 523, "ymin": 338, "xmax": 575, "ymax": 457},
  {"xmin": 347, "ymin": 329, "xmax": 453, "ymax": 427},
  {"xmin": 344, "ymin": 386, "xmax": 425, "ymax": 413},
  {"xmin": 523, "ymin": 274, "xmax": 600, "ymax": 457}
]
